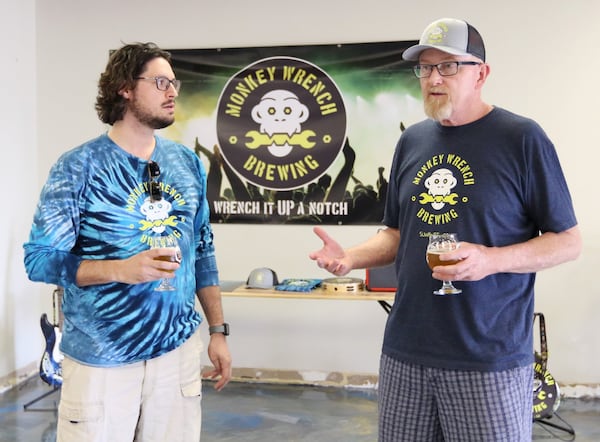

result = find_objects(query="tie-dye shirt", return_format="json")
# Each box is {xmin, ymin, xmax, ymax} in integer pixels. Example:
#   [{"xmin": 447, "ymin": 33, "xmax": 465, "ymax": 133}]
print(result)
[{"xmin": 24, "ymin": 134, "xmax": 219, "ymax": 366}]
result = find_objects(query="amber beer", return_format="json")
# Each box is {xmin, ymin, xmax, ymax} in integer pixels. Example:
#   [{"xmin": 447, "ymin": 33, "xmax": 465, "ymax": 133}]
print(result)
[
  {"xmin": 426, "ymin": 233, "xmax": 462, "ymax": 295},
  {"xmin": 426, "ymin": 250, "xmax": 460, "ymax": 270},
  {"xmin": 154, "ymin": 250, "xmax": 181, "ymax": 273}
]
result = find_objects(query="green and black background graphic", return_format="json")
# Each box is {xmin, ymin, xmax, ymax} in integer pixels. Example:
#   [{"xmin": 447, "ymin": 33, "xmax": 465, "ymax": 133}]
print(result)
[{"xmin": 163, "ymin": 40, "xmax": 421, "ymax": 224}]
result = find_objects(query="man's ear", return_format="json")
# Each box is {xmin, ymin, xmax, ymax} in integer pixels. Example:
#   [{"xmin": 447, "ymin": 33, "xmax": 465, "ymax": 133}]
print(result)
[
  {"xmin": 119, "ymin": 83, "xmax": 132, "ymax": 99},
  {"xmin": 475, "ymin": 63, "xmax": 490, "ymax": 90}
]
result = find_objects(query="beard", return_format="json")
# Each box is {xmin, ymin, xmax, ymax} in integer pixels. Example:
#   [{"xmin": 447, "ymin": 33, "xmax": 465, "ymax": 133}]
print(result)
[
  {"xmin": 129, "ymin": 95, "xmax": 174, "ymax": 130},
  {"xmin": 424, "ymin": 93, "xmax": 453, "ymax": 122}
]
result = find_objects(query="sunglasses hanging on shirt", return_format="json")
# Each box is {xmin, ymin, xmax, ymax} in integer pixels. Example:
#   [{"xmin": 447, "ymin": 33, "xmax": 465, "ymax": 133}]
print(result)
[{"xmin": 147, "ymin": 161, "xmax": 162, "ymax": 202}]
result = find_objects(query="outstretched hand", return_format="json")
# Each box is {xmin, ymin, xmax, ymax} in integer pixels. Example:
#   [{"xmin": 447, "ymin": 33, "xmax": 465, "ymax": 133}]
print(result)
[{"xmin": 308, "ymin": 226, "xmax": 352, "ymax": 276}]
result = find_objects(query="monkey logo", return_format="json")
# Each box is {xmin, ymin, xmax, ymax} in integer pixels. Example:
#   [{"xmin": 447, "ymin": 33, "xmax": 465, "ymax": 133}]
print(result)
[
  {"xmin": 420, "ymin": 168, "xmax": 459, "ymax": 210},
  {"xmin": 249, "ymin": 89, "xmax": 312, "ymax": 158},
  {"xmin": 139, "ymin": 197, "xmax": 177, "ymax": 233},
  {"xmin": 216, "ymin": 56, "xmax": 347, "ymax": 190},
  {"xmin": 423, "ymin": 21, "xmax": 450, "ymax": 46}
]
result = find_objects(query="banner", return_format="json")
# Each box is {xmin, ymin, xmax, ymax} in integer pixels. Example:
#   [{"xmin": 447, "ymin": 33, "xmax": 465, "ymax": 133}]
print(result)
[{"xmin": 163, "ymin": 41, "xmax": 423, "ymax": 224}]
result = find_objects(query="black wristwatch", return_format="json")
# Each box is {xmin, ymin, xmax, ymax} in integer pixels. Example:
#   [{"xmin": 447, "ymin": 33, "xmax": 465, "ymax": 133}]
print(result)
[{"xmin": 209, "ymin": 323, "xmax": 230, "ymax": 336}]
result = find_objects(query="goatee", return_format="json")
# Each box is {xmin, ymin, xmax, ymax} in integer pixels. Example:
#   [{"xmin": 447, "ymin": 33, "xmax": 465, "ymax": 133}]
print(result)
[
  {"xmin": 423, "ymin": 88, "xmax": 453, "ymax": 122},
  {"xmin": 424, "ymin": 98, "xmax": 452, "ymax": 122}
]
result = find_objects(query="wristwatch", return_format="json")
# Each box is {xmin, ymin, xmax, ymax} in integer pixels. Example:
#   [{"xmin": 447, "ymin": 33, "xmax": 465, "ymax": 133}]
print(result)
[{"xmin": 209, "ymin": 323, "xmax": 230, "ymax": 336}]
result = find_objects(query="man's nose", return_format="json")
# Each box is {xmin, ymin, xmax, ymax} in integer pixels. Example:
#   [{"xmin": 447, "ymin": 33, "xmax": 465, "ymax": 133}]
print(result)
[
  {"xmin": 427, "ymin": 67, "xmax": 444, "ymax": 84},
  {"xmin": 167, "ymin": 83, "xmax": 178, "ymax": 97}
]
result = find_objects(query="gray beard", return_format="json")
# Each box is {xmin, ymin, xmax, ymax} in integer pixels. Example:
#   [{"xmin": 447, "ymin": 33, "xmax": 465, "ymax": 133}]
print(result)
[{"xmin": 424, "ymin": 100, "xmax": 452, "ymax": 122}]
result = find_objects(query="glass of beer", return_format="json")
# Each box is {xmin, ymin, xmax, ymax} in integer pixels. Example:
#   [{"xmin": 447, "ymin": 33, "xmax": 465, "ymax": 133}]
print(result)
[
  {"xmin": 152, "ymin": 236, "xmax": 182, "ymax": 292},
  {"xmin": 426, "ymin": 233, "xmax": 462, "ymax": 295}
]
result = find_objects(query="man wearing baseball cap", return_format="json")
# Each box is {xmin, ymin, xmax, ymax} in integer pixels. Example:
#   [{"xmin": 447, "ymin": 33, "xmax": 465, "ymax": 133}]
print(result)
[{"xmin": 310, "ymin": 18, "xmax": 581, "ymax": 441}]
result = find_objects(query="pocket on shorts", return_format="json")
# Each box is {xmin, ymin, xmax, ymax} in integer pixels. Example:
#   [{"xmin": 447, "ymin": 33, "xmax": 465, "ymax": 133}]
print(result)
[
  {"xmin": 181, "ymin": 378, "xmax": 202, "ymax": 398},
  {"xmin": 179, "ymin": 329, "xmax": 204, "ymax": 398},
  {"xmin": 58, "ymin": 399, "xmax": 104, "ymax": 437}
]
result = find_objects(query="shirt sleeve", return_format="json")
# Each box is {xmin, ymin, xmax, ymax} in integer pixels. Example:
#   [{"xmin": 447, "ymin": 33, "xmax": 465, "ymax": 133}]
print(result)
[
  {"xmin": 523, "ymin": 122, "xmax": 578, "ymax": 234},
  {"xmin": 191, "ymin": 156, "xmax": 220, "ymax": 289},
  {"xmin": 23, "ymin": 151, "xmax": 85, "ymax": 288}
]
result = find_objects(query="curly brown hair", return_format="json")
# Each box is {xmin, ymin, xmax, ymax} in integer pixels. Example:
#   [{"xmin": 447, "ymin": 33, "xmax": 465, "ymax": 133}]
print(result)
[{"xmin": 95, "ymin": 42, "xmax": 172, "ymax": 125}]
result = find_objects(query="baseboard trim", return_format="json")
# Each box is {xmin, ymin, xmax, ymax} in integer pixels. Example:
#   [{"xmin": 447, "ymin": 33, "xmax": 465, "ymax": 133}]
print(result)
[
  {"xmin": 229, "ymin": 367, "xmax": 600, "ymax": 399},
  {"xmin": 559, "ymin": 384, "xmax": 600, "ymax": 399},
  {"xmin": 4, "ymin": 364, "xmax": 600, "ymax": 400},
  {"xmin": 0, "ymin": 362, "xmax": 38, "ymax": 395},
  {"xmin": 231, "ymin": 367, "xmax": 379, "ymax": 389}
]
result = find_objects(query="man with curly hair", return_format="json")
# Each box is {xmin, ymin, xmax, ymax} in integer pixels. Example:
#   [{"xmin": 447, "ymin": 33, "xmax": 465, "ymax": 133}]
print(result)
[{"xmin": 25, "ymin": 42, "xmax": 232, "ymax": 441}]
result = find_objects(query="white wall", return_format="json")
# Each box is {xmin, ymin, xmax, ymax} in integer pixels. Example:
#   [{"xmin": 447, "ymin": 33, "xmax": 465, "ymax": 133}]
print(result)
[
  {"xmin": 0, "ymin": 0, "xmax": 44, "ymax": 386},
  {"xmin": 3, "ymin": 0, "xmax": 598, "ymax": 393}
]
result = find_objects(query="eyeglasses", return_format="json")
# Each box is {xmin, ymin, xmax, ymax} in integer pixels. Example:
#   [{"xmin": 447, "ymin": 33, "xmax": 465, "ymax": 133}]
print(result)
[
  {"xmin": 147, "ymin": 161, "xmax": 162, "ymax": 202},
  {"xmin": 136, "ymin": 76, "xmax": 181, "ymax": 92},
  {"xmin": 413, "ymin": 61, "xmax": 482, "ymax": 78}
]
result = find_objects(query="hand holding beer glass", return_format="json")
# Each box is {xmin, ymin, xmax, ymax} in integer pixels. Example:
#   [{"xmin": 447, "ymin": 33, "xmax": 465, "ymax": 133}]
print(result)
[
  {"xmin": 426, "ymin": 233, "xmax": 462, "ymax": 295},
  {"xmin": 151, "ymin": 236, "xmax": 182, "ymax": 292}
]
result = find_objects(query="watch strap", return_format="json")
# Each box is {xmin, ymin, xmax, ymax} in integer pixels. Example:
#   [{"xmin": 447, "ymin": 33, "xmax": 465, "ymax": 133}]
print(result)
[{"xmin": 209, "ymin": 323, "xmax": 229, "ymax": 336}]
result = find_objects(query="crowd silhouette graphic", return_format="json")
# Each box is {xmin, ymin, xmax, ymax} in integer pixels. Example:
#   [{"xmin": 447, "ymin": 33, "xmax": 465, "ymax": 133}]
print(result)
[{"xmin": 195, "ymin": 136, "xmax": 394, "ymax": 225}]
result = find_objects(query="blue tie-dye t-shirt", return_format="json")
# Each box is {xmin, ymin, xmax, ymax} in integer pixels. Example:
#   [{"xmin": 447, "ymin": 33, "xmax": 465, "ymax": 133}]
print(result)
[{"xmin": 24, "ymin": 134, "xmax": 219, "ymax": 366}]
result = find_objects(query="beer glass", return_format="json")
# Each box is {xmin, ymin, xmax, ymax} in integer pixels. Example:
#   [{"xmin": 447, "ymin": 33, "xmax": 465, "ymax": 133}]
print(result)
[
  {"xmin": 426, "ymin": 233, "xmax": 462, "ymax": 295},
  {"xmin": 151, "ymin": 236, "xmax": 182, "ymax": 291}
]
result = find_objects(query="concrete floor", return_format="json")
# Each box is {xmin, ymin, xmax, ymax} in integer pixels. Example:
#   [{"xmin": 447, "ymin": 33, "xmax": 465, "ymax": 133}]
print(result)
[{"xmin": 2, "ymin": 376, "xmax": 599, "ymax": 441}]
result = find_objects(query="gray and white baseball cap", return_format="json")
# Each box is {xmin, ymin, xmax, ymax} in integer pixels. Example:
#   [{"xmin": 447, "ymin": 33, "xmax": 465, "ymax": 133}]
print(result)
[
  {"xmin": 246, "ymin": 267, "xmax": 279, "ymax": 289},
  {"xmin": 403, "ymin": 18, "xmax": 486, "ymax": 62}
]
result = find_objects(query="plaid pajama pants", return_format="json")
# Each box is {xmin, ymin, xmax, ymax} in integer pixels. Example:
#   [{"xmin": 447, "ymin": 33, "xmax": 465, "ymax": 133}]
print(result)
[{"xmin": 378, "ymin": 353, "xmax": 533, "ymax": 442}]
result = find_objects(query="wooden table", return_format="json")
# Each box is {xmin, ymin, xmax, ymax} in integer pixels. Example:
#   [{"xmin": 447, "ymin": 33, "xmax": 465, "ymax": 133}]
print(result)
[{"xmin": 219, "ymin": 281, "xmax": 394, "ymax": 313}]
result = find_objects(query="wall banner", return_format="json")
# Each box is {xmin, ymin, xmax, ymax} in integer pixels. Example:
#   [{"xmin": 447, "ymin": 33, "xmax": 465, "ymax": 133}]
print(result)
[{"xmin": 163, "ymin": 40, "xmax": 422, "ymax": 224}]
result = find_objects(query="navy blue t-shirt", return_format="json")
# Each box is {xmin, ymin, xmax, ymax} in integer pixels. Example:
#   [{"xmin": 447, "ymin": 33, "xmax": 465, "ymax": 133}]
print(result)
[{"xmin": 382, "ymin": 107, "xmax": 577, "ymax": 371}]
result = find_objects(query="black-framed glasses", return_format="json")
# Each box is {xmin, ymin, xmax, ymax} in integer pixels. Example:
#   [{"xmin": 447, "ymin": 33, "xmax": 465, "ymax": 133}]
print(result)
[
  {"xmin": 136, "ymin": 76, "xmax": 181, "ymax": 92},
  {"xmin": 413, "ymin": 61, "xmax": 482, "ymax": 78},
  {"xmin": 147, "ymin": 161, "xmax": 162, "ymax": 202}
]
